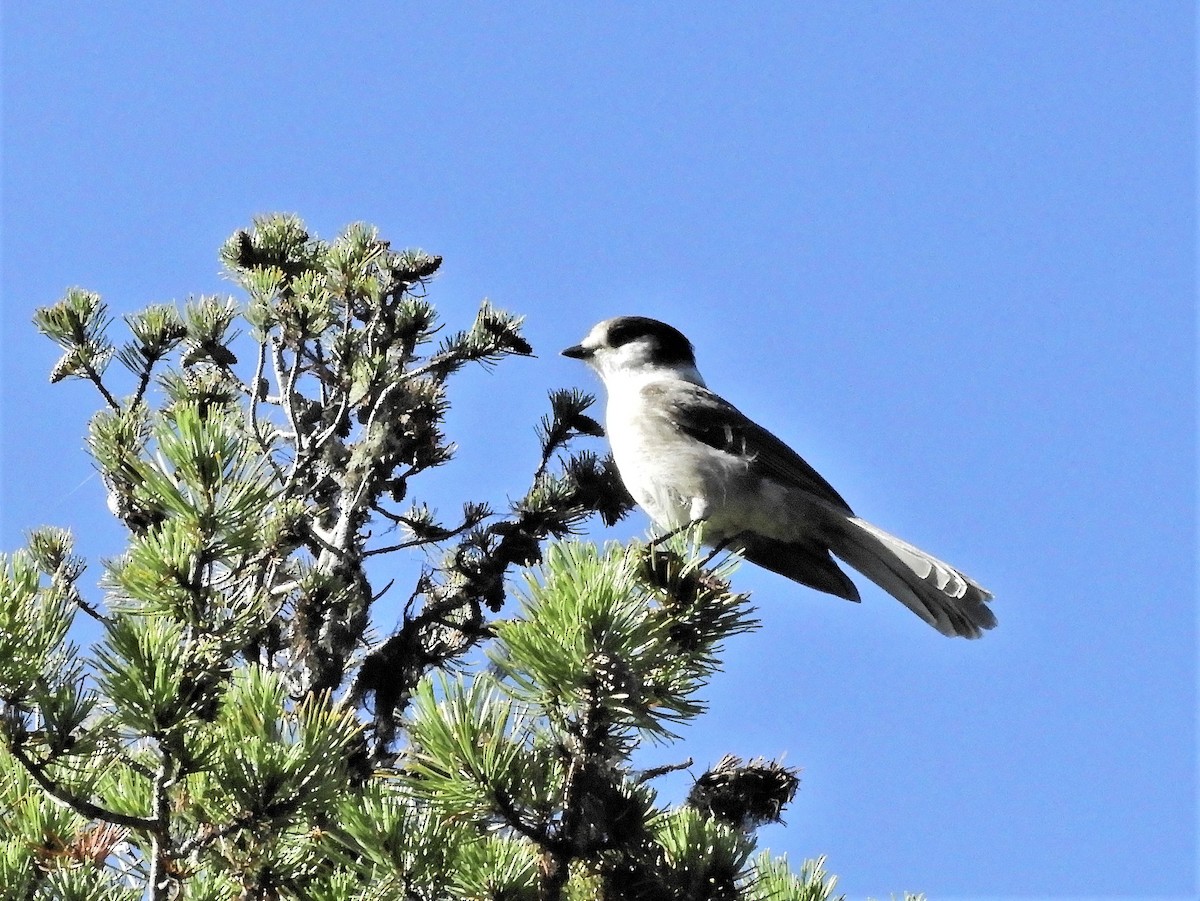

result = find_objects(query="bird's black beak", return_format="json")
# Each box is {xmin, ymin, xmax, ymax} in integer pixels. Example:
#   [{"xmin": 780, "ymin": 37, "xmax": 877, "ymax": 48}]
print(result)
[{"xmin": 561, "ymin": 344, "xmax": 591, "ymax": 360}]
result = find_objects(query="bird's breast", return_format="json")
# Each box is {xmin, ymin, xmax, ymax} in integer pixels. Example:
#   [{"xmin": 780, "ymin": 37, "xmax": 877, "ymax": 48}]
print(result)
[{"xmin": 605, "ymin": 394, "xmax": 698, "ymax": 531}]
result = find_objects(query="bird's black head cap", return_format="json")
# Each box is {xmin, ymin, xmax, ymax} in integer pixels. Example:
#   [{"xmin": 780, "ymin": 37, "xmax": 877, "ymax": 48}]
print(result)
[{"xmin": 605, "ymin": 316, "xmax": 696, "ymax": 367}]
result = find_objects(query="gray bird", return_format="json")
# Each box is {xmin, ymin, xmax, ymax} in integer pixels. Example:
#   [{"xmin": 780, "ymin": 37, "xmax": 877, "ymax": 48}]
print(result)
[{"xmin": 562, "ymin": 316, "xmax": 996, "ymax": 638}]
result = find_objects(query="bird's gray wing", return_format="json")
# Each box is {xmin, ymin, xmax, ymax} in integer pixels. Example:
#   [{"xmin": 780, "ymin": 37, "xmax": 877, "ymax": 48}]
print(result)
[{"xmin": 643, "ymin": 382, "xmax": 854, "ymax": 514}]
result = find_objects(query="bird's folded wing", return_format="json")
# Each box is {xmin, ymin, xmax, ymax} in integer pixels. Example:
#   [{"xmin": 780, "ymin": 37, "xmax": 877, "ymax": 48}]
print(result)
[{"xmin": 642, "ymin": 381, "xmax": 854, "ymax": 514}]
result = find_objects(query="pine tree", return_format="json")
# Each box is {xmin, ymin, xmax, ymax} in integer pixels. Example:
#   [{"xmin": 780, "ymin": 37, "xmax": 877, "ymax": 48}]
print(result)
[{"xmin": 0, "ymin": 216, "xmax": 921, "ymax": 900}]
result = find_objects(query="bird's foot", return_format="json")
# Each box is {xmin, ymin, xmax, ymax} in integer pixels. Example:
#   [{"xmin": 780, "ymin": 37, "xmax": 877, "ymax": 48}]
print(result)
[
  {"xmin": 699, "ymin": 532, "xmax": 743, "ymax": 569},
  {"xmin": 647, "ymin": 519, "xmax": 706, "ymax": 550}
]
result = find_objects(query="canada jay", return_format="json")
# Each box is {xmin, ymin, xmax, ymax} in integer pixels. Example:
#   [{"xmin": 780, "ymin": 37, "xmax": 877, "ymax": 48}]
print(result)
[{"xmin": 562, "ymin": 316, "xmax": 996, "ymax": 639}]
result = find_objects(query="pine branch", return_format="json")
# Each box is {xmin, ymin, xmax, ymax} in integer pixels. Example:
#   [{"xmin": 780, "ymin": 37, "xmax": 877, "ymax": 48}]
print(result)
[
  {"xmin": 13, "ymin": 216, "xmax": 862, "ymax": 898},
  {"xmin": 6, "ymin": 741, "xmax": 156, "ymax": 833},
  {"xmin": 147, "ymin": 757, "xmax": 176, "ymax": 901},
  {"xmin": 83, "ymin": 362, "xmax": 122, "ymax": 411},
  {"xmin": 492, "ymin": 786, "xmax": 550, "ymax": 846}
]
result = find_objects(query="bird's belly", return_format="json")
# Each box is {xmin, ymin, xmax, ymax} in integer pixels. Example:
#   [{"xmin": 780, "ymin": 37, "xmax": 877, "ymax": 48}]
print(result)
[{"xmin": 611, "ymin": 441, "xmax": 696, "ymax": 531}]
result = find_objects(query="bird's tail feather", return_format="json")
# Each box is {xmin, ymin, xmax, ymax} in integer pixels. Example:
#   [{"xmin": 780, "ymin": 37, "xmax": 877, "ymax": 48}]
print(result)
[{"xmin": 831, "ymin": 517, "xmax": 996, "ymax": 639}]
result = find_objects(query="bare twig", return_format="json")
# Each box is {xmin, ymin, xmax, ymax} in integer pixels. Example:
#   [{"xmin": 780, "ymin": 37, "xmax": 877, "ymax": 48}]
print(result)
[
  {"xmin": 636, "ymin": 758, "xmax": 694, "ymax": 784},
  {"xmin": 66, "ymin": 589, "xmax": 113, "ymax": 626},
  {"xmin": 131, "ymin": 361, "xmax": 155, "ymax": 408},
  {"xmin": 271, "ymin": 341, "xmax": 302, "ymax": 452},
  {"xmin": 363, "ymin": 514, "xmax": 485, "ymax": 557},
  {"xmin": 248, "ymin": 340, "xmax": 283, "ymax": 481},
  {"xmin": 83, "ymin": 363, "xmax": 121, "ymax": 411}
]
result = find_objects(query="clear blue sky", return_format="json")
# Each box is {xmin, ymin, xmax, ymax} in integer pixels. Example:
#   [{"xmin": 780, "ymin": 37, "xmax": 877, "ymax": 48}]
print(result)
[{"xmin": 2, "ymin": 4, "xmax": 1194, "ymax": 898}]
